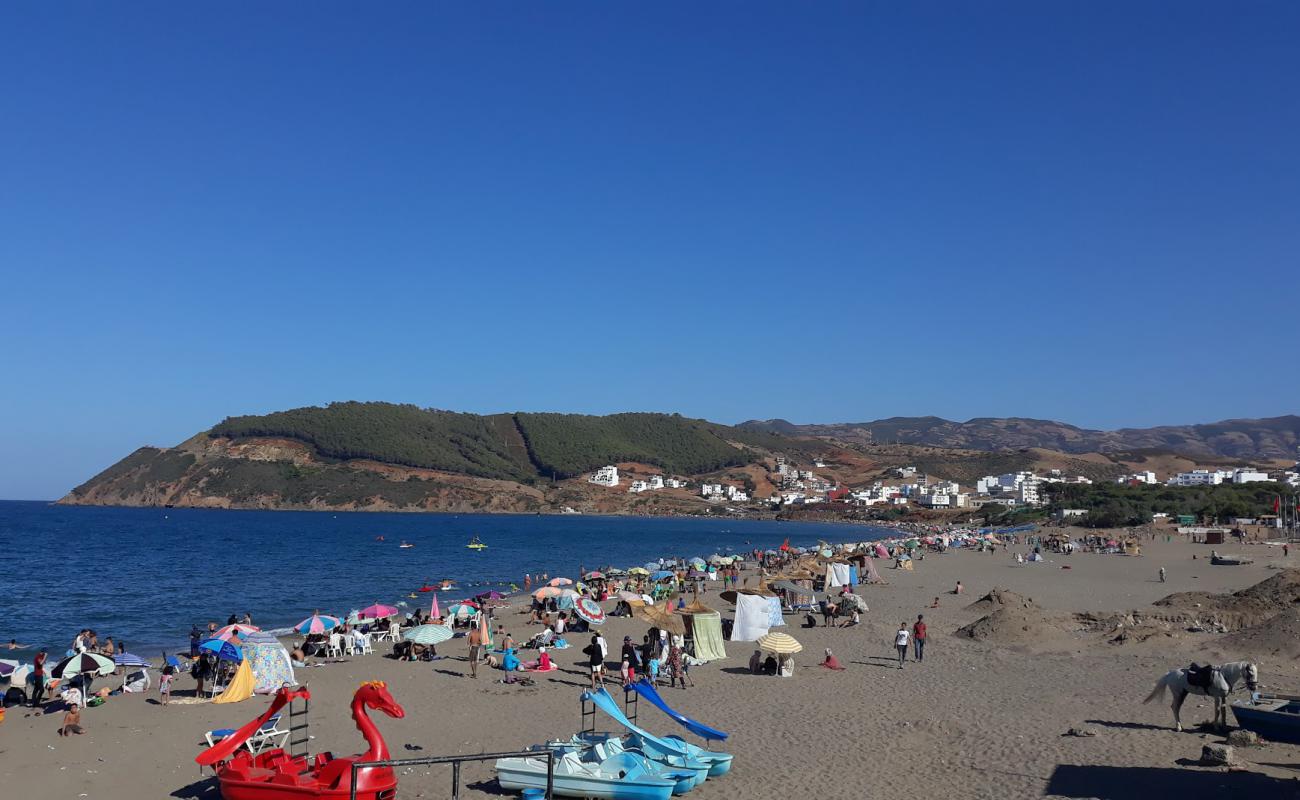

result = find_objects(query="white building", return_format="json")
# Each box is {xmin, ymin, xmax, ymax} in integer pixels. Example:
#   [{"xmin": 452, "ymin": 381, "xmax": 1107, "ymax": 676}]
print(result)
[
  {"xmin": 1168, "ymin": 470, "xmax": 1227, "ymax": 487},
  {"xmin": 1117, "ymin": 471, "xmax": 1158, "ymax": 485},
  {"xmin": 700, "ymin": 483, "xmax": 723, "ymax": 497},
  {"xmin": 665, "ymin": 477, "xmax": 687, "ymax": 489},
  {"xmin": 628, "ymin": 480, "xmax": 649, "ymax": 493},
  {"xmin": 895, "ymin": 466, "xmax": 918, "ymax": 478},
  {"xmin": 588, "ymin": 465, "xmax": 619, "ymax": 487},
  {"xmin": 647, "ymin": 475, "xmax": 665, "ymax": 490},
  {"xmin": 726, "ymin": 485, "xmax": 749, "ymax": 502},
  {"xmin": 1016, "ymin": 481, "xmax": 1042, "ymax": 506},
  {"xmin": 1232, "ymin": 469, "xmax": 1270, "ymax": 484}
]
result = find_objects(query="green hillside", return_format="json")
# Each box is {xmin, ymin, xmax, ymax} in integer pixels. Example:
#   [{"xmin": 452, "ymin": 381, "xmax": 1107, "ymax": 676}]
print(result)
[
  {"xmin": 210, "ymin": 402, "xmax": 533, "ymax": 481},
  {"xmin": 515, "ymin": 412, "xmax": 759, "ymax": 478},
  {"xmin": 208, "ymin": 403, "xmax": 784, "ymax": 481}
]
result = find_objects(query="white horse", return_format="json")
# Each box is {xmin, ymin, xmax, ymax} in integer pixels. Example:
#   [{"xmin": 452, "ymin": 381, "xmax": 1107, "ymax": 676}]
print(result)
[{"xmin": 1143, "ymin": 661, "xmax": 1259, "ymax": 731}]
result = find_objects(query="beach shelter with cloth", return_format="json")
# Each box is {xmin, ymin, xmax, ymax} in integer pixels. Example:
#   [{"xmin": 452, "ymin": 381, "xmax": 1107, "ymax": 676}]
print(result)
[
  {"xmin": 240, "ymin": 632, "xmax": 296, "ymax": 695},
  {"xmin": 213, "ymin": 659, "xmax": 255, "ymax": 704},
  {"xmin": 678, "ymin": 600, "xmax": 726, "ymax": 662},
  {"xmin": 730, "ymin": 593, "xmax": 773, "ymax": 642}
]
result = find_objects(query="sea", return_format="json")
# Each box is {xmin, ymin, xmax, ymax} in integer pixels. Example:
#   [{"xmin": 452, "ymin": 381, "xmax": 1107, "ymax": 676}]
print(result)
[{"xmin": 0, "ymin": 500, "xmax": 891, "ymax": 658}]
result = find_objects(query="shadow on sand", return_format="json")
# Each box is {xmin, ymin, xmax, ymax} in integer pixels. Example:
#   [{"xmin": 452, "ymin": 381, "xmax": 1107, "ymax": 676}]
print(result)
[
  {"xmin": 169, "ymin": 776, "xmax": 220, "ymax": 799},
  {"xmin": 1045, "ymin": 764, "xmax": 1300, "ymax": 800}
]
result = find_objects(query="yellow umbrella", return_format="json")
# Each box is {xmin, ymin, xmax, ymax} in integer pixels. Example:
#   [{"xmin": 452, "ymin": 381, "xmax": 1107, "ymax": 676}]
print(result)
[
  {"xmin": 628, "ymin": 567, "xmax": 650, "ymax": 576},
  {"xmin": 756, "ymin": 632, "xmax": 802, "ymax": 655}
]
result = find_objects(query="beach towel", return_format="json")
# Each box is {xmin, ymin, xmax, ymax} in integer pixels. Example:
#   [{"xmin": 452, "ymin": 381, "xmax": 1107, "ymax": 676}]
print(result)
[{"xmin": 730, "ymin": 594, "xmax": 772, "ymax": 642}]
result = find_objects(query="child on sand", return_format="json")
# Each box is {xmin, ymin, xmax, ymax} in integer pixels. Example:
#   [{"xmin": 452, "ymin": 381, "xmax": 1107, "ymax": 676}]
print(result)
[
  {"xmin": 58, "ymin": 706, "xmax": 84, "ymax": 736},
  {"xmin": 160, "ymin": 664, "xmax": 174, "ymax": 705}
]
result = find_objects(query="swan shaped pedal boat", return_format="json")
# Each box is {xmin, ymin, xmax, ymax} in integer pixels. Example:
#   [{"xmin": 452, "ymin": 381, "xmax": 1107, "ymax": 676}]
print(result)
[{"xmin": 495, "ymin": 750, "xmax": 678, "ymax": 800}]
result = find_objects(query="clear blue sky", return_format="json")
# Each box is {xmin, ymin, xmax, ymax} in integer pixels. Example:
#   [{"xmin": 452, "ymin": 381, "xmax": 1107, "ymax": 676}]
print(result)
[{"xmin": 2, "ymin": 2, "xmax": 1298, "ymax": 499}]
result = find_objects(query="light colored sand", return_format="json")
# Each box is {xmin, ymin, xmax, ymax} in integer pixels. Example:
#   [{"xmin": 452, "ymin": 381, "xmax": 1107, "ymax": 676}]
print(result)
[{"xmin": 3, "ymin": 535, "xmax": 1299, "ymax": 799}]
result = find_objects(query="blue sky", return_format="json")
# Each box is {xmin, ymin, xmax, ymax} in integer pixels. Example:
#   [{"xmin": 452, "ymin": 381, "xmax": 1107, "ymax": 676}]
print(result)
[{"xmin": 2, "ymin": 2, "xmax": 1298, "ymax": 499}]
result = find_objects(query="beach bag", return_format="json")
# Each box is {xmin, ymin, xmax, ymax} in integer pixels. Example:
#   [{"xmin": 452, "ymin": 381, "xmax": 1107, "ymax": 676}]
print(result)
[{"xmin": 4, "ymin": 687, "xmax": 26, "ymax": 707}]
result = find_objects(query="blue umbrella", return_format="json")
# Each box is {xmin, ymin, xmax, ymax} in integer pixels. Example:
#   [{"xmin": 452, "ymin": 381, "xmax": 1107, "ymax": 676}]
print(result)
[
  {"xmin": 197, "ymin": 638, "xmax": 243, "ymax": 662},
  {"xmin": 650, "ymin": 570, "xmax": 676, "ymax": 582},
  {"xmin": 114, "ymin": 652, "xmax": 150, "ymax": 668}
]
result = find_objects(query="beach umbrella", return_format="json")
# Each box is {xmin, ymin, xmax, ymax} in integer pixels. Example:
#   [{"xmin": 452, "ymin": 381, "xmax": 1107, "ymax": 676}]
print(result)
[
  {"xmin": 0, "ymin": 659, "xmax": 20, "ymax": 678},
  {"xmin": 687, "ymin": 557, "xmax": 706, "ymax": 567},
  {"xmin": 358, "ymin": 603, "xmax": 399, "ymax": 620},
  {"xmin": 215, "ymin": 623, "xmax": 260, "ymax": 640},
  {"xmin": 583, "ymin": 571, "xmax": 605, "ymax": 580},
  {"xmin": 113, "ymin": 652, "xmax": 150, "ymax": 668},
  {"xmin": 633, "ymin": 602, "xmax": 685, "ymax": 635},
  {"xmin": 616, "ymin": 589, "xmax": 650, "ymax": 603},
  {"xmin": 573, "ymin": 597, "xmax": 607, "ymax": 626},
  {"xmin": 198, "ymin": 639, "xmax": 243, "ymax": 662},
  {"xmin": 476, "ymin": 590, "xmax": 507, "ymax": 600},
  {"xmin": 479, "ymin": 612, "xmax": 491, "ymax": 649},
  {"xmin": 548, "ymin": 577, "xmax": 574, "ymax": 587},
  {"xmin": 650, "ymin": 570, "xmax": 676, "ymax": 582},
  {"xmin": 295, "ymin": 614, "xmax": 342, "ymax": 634},
  {"xmin": 51, "ymin": 652, "xmax": 116, "ymax": 680},
  {"xmin": 533, "ymin": 586, "xmax": 563, "ymax": 599},
  {"xmin": 606, "ymin": 567, "xmax": 628, "ymax": 576},
  {"xmin": 402, "ymin": 624, "xmax": 455, "ymax": 646},
  {"xmin": 756, "ymin": 632, "xmax": 803, "ymax": 655},
  {"xmin": 627, "ymin": 567, "xmax": 650, "ymax": 576},
  {"xmin": 446, "ymin": 602, "xmax": 478, "ymax": 618},
  {"xmin": 429, "ymin": 593, "xmax": 441, "ymax": 621}
]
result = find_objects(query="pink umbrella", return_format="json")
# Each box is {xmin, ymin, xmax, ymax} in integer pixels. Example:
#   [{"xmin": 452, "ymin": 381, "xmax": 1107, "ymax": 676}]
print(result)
[
  {"xmin": 294, "ymin": 614, "xmax": 342, "ymax": 635},
  {"xmin": 213, "ymin": 623, "xmax": 260, "ymax": 641},
  {"xmin": 429, "ymin": 593, "xmax": 441, "ymax": 620},
  {"xmin": 358, "ymin": 603, "xmax": 399, "ymax": 619}
]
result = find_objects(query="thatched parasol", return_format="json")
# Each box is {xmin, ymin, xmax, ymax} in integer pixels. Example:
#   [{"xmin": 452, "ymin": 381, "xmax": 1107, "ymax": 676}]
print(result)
[{"xmin": 633, "ymin": 602, "xmax": 685, "ymax": 635}]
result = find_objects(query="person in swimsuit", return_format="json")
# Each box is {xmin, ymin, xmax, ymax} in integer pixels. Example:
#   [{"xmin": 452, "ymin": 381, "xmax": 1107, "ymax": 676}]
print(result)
[{"xmin": 468, "ymin": 625, "xmax": 483, "ymax": 679}]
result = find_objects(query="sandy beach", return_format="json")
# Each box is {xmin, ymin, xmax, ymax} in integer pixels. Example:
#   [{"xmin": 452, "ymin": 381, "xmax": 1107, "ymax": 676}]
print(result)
[{"xmin": 4, "ymin": 532, "xmax": 1299, "ymax": 800}]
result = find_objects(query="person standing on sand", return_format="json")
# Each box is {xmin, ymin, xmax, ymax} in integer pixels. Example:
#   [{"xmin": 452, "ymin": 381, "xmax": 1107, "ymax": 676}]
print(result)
[
  {"xmin": 583, "ymin": 635, "xmax": 604, "ymax": 689},
  {"xmin": 1159, "ymin": 566, "xmax": 1167, "ymax": 583},
  {"xmin": 30, "ymin": 648, "xmax": 47, "ymax": 709},
  {"xmin": 894, "ymin": 623, "xmax": 909, "ymax": 669},
  {"xmin": 912, "ymin": 615, "xmax": 927, "ymax": 662},
  {"xmin": 468, "ymin": 624, "xmax": 483, "ymax": 679}
]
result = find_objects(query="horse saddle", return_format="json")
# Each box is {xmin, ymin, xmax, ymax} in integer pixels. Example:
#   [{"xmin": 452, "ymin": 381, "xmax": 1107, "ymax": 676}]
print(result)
[{"xmin": 1187, "ymin": 663, "xmax": 1217, "ymax": 690}]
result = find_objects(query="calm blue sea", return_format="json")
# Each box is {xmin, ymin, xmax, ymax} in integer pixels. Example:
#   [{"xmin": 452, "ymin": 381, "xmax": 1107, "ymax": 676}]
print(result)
[{"xmin": 0, "ymin": 501, "xmax": 886, "ymax": 658}]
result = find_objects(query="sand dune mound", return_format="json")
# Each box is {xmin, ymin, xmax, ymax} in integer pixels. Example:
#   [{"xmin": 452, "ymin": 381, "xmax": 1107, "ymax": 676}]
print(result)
[
  {"xmin": 965, "ymin": 587, "xmax": 1033, "ymax": 613},
  {"xmin": 956, "ymin": 605, "xmax": 1075, "ymax": 646},
  {"xmin": 1214, "ymin": 607, "xmax": 1300, "ymax": 660},
  {"xmin": 1151, "ymin": 569, "xmax": 1300, "ymax": 630}
]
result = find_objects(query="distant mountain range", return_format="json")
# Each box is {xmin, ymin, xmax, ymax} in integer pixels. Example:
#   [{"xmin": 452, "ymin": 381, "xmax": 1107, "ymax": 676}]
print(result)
[{"xmin": 737, "ymin": 415, "xmax": 1300, "ymax": 461}]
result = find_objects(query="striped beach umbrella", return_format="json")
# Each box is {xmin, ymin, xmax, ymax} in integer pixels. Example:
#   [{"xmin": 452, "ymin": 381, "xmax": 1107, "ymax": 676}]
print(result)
[
  {"xmin": 573, "ymin": 597, "xmax": 606, "ymax": 626},
  {"xmin": 295, "ymin": 614, "xmax": 342, "ymax": 635},
  {"xmin": 756, "ymin": 631, "xmax": 803, "ymax": 655},
  {"xmin": 548, "ymin": 577, "xmax": 573, "ymax": 587},
  {"xmin": 113, "ymin": 652, "xmax": 150, "ymax": 668},
  {"xmin": 51, "ymin": 652, "xmax": 116, "ymax": 679},
  {"xmin": 402, "ymin": 624, "xmax": 454, "ymax": 646},
  {"xmin": 533, "ymin": 586, "xmax": 563, "ymax": 599},
  {"xmin": 214, "ymin": 623, "xmax": 260, "ymax": 641}
]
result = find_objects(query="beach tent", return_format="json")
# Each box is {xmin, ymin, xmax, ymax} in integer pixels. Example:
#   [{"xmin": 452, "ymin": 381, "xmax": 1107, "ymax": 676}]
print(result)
[
  {"xmin": 213, "ymin": 659, "xmax": 255, "ymax": 704},
  {"xmin": 242, "ymin": 632, "xmax": 297, "ymax": 694},
  {"xmin": 680, "ymin": 600, "xmax": 727, "ymax": 662},
  {"xmin": 122, "ymin": 668, "xmax": 151, "ymax": 693},
  {"xmin": 730, "ymin": 594, "xmax": 772, "ymax": 642}
]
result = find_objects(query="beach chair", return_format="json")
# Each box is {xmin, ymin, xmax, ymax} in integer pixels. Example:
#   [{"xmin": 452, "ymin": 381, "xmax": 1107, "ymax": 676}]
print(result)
[
  {"xmin": 204, "ymin": 714, "xmax": 289, "ymax": 754},
  {"xmin": 525, "ymin": 629, "xmax": 555, "ymax": 649},
  {"xmin": 325, "ymin": 634, "xmax": 343, "ymax": 658},
  {"xmin": 355, "ymin": 634, "xmax": 374, "ymax": 655}
]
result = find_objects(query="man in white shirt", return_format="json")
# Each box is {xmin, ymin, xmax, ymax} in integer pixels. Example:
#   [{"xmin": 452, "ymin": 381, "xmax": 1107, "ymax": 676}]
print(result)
[
  {"xmin": 552, "ymin": 614, "xmax": 566, "ymax": 636},
  {"xmin": 894, "ymin": 623, "xmax": 909, "ymax": 669}
]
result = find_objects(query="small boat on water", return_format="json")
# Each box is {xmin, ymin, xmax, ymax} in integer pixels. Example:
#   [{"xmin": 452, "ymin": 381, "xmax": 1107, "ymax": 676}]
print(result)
[
  {"xmin": 1232, "ymin": 694, "xmax": 1300, "ymax": 744},
  {"xmin": 439, "ymin": 579, "xmax": 456, "ymax": 591},
  {"xmin": 495, "ymin": 750, "xmax": 678, "ymax": 800},
  {"xmin": 467, "ymin": 536, "xmax": 488, "ymax": 550},
  {"xmin": 398, "ymin": 541, "xmax": 414, "ymax": 549}
]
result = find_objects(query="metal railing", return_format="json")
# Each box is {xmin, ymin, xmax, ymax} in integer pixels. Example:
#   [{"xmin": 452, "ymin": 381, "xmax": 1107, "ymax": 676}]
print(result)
[{"xmin": 348, "ymin": 749, "xmax": 554, "ymax": 800}]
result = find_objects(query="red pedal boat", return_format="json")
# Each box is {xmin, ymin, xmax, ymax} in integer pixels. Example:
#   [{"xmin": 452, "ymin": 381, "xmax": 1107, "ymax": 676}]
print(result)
[{"xmin": 196, "ymin": 682, "xmax": 405, "ymax": 800}]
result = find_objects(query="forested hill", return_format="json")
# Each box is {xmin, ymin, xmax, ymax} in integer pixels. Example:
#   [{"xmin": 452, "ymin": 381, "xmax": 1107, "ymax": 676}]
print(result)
[{"xmin": 739, "ymin": 415, "xmax": 1300, "ymax": 460}]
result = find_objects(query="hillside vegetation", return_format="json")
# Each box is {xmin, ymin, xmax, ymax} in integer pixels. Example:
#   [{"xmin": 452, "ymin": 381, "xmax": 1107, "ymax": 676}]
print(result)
[
  {"xmin": 211, "ymin": 402, "xmax": 533, "ymax": 481},
  {"xmin": 1044, "ymin": 481, "xmax": 1290, "ymax": 528}
]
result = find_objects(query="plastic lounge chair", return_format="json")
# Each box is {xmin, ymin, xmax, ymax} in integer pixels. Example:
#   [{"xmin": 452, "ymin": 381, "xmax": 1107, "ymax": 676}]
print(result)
[
  {"xmin": 355, "ymin": 634, "xmax": 374, "ymax": 655},
  {"xmin": 326, "ymin": 634, "xmax": 343, "ymax": 658},
  {"xmin": 204, "ymin": 714, "xmax": 288, "ymax": 754}
]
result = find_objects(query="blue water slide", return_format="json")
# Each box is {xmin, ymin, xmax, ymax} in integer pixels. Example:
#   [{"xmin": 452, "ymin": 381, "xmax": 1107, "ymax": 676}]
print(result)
[
  {"xmin": 626, "ymin": 679, "xmax": 728, "ymax": 741},
  {"xmin": 583, "ymin": 688, "xmax": 733, "ymax": 777}
]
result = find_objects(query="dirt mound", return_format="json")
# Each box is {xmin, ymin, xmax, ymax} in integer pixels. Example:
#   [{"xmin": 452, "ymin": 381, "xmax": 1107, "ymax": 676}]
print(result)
[
  {"xmin": 1151, "ymin": 569, "xmax": 1300, "ymax": 631},
  {"xmin": 965, "ymin": 587, "xmax": 1034, "ymax": 613},
  {"xmin": 956, "ymin": 606, "xmax": 1075, "ymax": 646},
  {"xmin": 1214, "ymin": 607, "xmax": 1300, "ymax": 660}
]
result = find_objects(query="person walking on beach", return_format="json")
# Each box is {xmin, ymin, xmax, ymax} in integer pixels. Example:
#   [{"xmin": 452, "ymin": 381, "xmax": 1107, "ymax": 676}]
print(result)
[
  {"xmin": 894, "ymin": 623, "xmax": 909, "ymax": 669},
  {"xmin": 1159, "ymin": 566, "xmax": 1167, "ymax": 583},
  {"xmin": 467, "ymin": 623, "xmax": 483, "ymax": 679},
  {"xmin": 912, "ymin": 615, "xmax": 927, "ymax": 662}
]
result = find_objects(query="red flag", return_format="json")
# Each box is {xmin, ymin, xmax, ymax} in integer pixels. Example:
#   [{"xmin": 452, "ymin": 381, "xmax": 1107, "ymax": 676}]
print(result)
[{"xmin": 1275, "ymin": 496, "xmax": 1282, "ymax": 513}]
